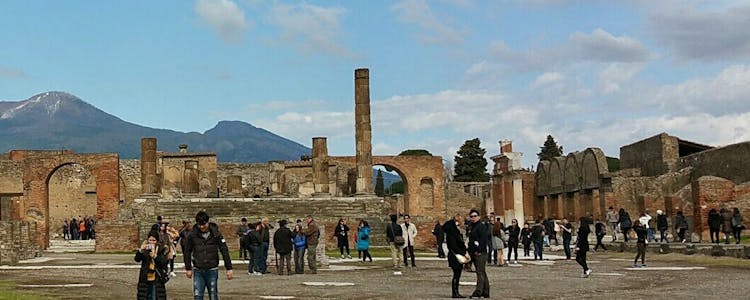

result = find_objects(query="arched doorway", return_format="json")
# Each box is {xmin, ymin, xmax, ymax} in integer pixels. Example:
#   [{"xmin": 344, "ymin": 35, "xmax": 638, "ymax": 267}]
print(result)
[
  {"xmin": 47, "ymin": 163, "xmax": 97, "ymax": 247},
  {"xmin": 374, "ymin": 164, "xmax": 408, "ymax": 215}
]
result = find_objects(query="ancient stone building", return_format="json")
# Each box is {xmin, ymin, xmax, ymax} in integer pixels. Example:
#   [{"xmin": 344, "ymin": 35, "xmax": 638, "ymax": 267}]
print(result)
[
  {"xmin": 534, "ymin": 132, "xmax": 750, "ymax": 241},
  {"xmin": 490, "ymin": 141, "xmax": 535, "ymax": 225}
]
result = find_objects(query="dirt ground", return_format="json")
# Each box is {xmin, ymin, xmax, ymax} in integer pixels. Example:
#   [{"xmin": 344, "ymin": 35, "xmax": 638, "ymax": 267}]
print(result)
[{"xmin": 1, "ymin": 250, "xmax": 749, "ymax": 299}]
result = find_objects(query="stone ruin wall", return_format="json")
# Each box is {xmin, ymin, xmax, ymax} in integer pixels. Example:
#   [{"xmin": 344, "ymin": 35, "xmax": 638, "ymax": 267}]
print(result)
[
  {"xmin": 0, "ymin": 221, "xmax": 40, "ymax": 265},
  {"xmin": 217, "ymin": 163, "xmax": 269, "ymax": 197},
  {"xmin": 47, "ymin": 164, "xmax": 97, "ymax": 237}
]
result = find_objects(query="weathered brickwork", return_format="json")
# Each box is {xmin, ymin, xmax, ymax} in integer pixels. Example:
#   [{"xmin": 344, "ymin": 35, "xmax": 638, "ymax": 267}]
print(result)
[
  {"xmin": 0, "ymin": 221, "xmax": 40, "ymax": 265},
  {"xmin": 95, "ymin": 221, "xmax": 140, "ymax": 251},
  {"xmin": 217, "ymin": 163, "xmax": 268, "ymax": 197},
  {"xmin": 692, "ymin": 176, "xmax": 750, "ymax": 240},
  {"xmin": 48, "ymin": 164, "xmax": 97, "ymax": 236}
]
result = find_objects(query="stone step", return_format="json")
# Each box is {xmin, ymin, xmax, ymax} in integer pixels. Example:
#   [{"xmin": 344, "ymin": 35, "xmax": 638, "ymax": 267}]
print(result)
[{"xmin": 46, "ymin": 239, "xmax": 96, "ymax": 253}]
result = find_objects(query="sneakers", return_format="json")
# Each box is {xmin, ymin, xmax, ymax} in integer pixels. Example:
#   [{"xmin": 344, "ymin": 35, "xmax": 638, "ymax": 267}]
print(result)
[
  {"xmin": 169, "ymin": 271, "xmax": 176, "ymax": 278},
  {"xmin": 340, "ymin": 255, "xmax": 345, "ymax": 259},
  {"xmin": 514, "ymin": 260, "xmax": 519, "ymax": 264},
  {"xmin": 585, "ymin": 269, "xmax": 592, "ymax": 276},
  {"xmin": 393, "ymin": 271, "xmax": 402, "ymax": 275},
  {"xmin": 641, "ymin": 264, "xmax": 647, "ymax": 268},
  {"xmin": 632, "ymin": 264, "xmax": 639, "ymax": 268},
  {"xmin": 254, "ymin": 271, "xmax": 263, "ymax": 276},
  {"xmin": 346, "ymin": 255, "xmax": 352, "ymax": 259}
]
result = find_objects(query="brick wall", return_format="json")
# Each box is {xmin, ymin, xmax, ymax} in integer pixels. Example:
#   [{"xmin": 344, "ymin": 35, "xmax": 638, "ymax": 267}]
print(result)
[
  {"xmin": 95, "ymin": 221, "xmax": 140, "ymax": 251},
  {"xmin": 0, "ymin": 221, "xmax": 40, "ymax": 265}
]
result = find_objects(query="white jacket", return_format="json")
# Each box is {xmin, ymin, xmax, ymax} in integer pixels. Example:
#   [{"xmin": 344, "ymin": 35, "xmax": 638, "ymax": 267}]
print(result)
[
  {"xmin": 401, "ymin": 223, "xmax": 418, "ymax": 248},
  {"xmin": 639, "ymin": 214, "xmax": 652, "ymax": 229}
]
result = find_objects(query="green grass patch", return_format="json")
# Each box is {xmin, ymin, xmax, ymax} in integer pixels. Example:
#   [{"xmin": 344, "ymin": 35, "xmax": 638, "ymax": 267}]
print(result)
[{"xmin": 0, "ymin": 281, "xmax": 52, "ymax": 300}]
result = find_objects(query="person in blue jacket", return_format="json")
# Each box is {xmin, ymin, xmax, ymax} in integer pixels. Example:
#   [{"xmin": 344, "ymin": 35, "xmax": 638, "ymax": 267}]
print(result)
[{"xmin": 357, "ymin": 220, "xmax": 373, "ymax": 262}]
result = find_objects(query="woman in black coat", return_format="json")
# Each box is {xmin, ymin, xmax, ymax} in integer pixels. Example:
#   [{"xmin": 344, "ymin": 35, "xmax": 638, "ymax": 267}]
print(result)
[
  {"xmin": 135, "ymin": 230, "xmax": 169, "ymax": 300},
  {"xmin": 575, "ymin": 217, "xmax": 592, "ymax": 278},
  {"xmin": 505, "ymin": 219, "xmax": 521, "ymax": 264},
  {"xmin": 444, "ymin": 214, "xmax": 469, "ymax": 298}
]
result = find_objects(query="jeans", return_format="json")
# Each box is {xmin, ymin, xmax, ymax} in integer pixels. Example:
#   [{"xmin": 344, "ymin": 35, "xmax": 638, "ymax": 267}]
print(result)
[
  {"xmin": 507, "ymin": 241, "xmax": 518, "ymax": 261},
  {"xmin": 307, "ymin": 245, "xmax": 318, "ymax": 272},
  {"xmin": 594, "ymin": 234, "xmax": 607, "ymax": 251},
  {"xmin": 733, "ymin": 227, "xmax": 743, "ymax": 244},
  {"xmin": 260, "ymin": 242, "xmax": 270, "ymax": 272},
  {"xmin": 338, "ymin": 238, "xmax": 350, "ymax": 256},
  {"xmin": 250, "ymin": 245, "xmax": 262, "ymax": 273},
  {"xmin": 471, "ymin": 253, "xmax": 490, "ymax": 297},
  {"xmin": 575, "ymin": 250, "xmax": 588, "ymax": 272},
  {"xmin": 710, "ymin": 228, "xmax": 720, "ymax": 243},
  {"xmin": 239, "ymin": 240, "xmax": 248, "ymax": 259},
  {"xmin": 634, "ymin": 243, "xmax": 646, "ymax": 265},
  {"xmin": 147, "ymin": 282, "xmax": 156, "ymax": 300},
  {"xmin": 294, "ymin": 248, "xmax": 305, "ymax": 274},
  {"xmin": 192, "ymin": 267, "xmax": 219, "ymax": 300},
  {"xmin": 403, "ymin": 245, "xmax": 415, "ymax": 267},
  {"xmin": 437, "ymin": 240, "xmax": 445, "ymax": 257},
  {"xmin": 533, "ymin": 240, "xmax": 543, "ymax": 260},
  {"xmin": 659, "ymin": 228, "xmax": 668, "ymax": 242},
  {"xmin": 647, "ymin": 228, "xmax": 655, "ymax": 242},
  {"xmin": 610, "ymin": 222, "xmax": 618, "ymax": 240},
  {"xmin": 563, "ymin": 238, "xmax": 571, "ymax": 259}
]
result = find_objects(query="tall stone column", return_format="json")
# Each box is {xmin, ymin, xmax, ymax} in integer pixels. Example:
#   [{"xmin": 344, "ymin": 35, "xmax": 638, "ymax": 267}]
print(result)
[
  {"xmin": 312, "ymin": 137, "xmax": 330, "ymax": 197},
  {"xmin": 355, "ymin": 68, "xmax": 373, "ymax": 195},
  {"xmin": 268, "ymin": 161, "xmax": 286, "ymax": 197},
  {"xmin": 140, "ymin": 138, "xmax": 158, "ymax": 196}
]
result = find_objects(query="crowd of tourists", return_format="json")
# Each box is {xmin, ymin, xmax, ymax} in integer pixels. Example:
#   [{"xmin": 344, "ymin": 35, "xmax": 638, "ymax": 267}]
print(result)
[{"xmin": 61, "ymin": 216, "xmax": 96, "ymax": 240}]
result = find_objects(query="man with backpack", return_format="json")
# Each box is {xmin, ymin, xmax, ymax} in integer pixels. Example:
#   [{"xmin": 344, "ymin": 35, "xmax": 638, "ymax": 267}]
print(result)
[{"xmin": 386, "ymin": 214, "xmax": 404, "ymax": 274}]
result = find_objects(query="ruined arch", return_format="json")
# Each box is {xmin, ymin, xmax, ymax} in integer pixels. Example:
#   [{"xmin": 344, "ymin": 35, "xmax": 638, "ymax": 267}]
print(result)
[
  {"xmin": 548, "ymin": 157, "xmax": 564, "ymax": 195},
  {"xmin": 47, "ymin": 163, "xmax": 97, "ymax": 241},
  {"xmin": 563, "ymin": 152, "xmax": 581, "ymax": 192},
  {"xmin": 10, "ymin": 150, "xmax": 119, "ymax": 249},
  {"xmin": 535, "ymin": 161, "xmax": 550, "ymax": 196},
  {"xmin": 581, "ymin": 148, "xmax": 608, "ymax": 189}
]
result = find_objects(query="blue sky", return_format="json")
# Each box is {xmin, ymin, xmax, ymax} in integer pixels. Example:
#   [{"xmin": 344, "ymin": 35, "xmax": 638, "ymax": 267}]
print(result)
[{"xmin": 2, "ymin": 0, "xmax": 749, "ymax": 169}]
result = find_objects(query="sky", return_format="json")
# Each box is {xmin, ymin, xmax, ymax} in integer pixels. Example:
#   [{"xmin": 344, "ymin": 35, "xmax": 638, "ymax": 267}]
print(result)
[{"xmin": 1, "ymin": 0, "xmax": 750, "ymax": 170}]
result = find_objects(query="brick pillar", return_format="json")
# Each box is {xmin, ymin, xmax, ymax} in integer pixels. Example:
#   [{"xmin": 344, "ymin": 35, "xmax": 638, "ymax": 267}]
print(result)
[
  {"xmin": 226, "ymin": 175, "xmax": 242, "ymax": 196},
  {"xmin": 268, "ymin": 161, "xmax": 285, "ymax": 196},
  {"xmin": 312, "ymin": 137, "xmax": 330, "ymax": 197},
  {"xmin": 140, "ymin": 138, "xmax": 158, "ymax": 195},
  {"xmin": 354, "ymin": 68, "xmax": 373, "ymax": 195}
]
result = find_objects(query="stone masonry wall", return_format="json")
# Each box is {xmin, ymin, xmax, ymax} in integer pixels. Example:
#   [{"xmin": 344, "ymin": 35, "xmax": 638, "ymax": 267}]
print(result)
[
  {"xmin": 0, "ymin": 221, "xmax": 40, "ymax": 265},
  {"xmin": 217, "ymin": 163, "xmax": 269, "ymax": 197},
  {"xmin": 0, "ymin": 160, "xmax": 23, "ymax": 194},
  {"xmin": 621, "ymin": 133, "xmax": 677, "ymax": 177},
  {"xmin": 445, "ymin": 182, "xmax": 487, "ymax": 220},
  {"xmin": 47, "ymin": 164, "xmax": 97, "ymax": 237},
  {"xmin": 119, "ymin": 159, "xmax": 141, "ymax": 214},
  {"xmin": 95, "ymin": 221, "xmax": 140, "ymax": 251},
  {"xmin": 692, "ymin": 176, "xmax": 750, "ymax": 241},
  {"xmin": 680, "ymin": 141, "xmax": 750, "ymax": 185}
]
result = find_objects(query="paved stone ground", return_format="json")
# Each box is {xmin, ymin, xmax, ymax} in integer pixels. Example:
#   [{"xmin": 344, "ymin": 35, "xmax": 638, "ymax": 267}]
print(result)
[{"xmin": 1, "ymin": 250, "xmax": 749, "ymax": 299}]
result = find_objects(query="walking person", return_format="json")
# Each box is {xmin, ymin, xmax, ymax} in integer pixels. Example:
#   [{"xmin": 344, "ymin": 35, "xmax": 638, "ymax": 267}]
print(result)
[
  {"xmin": 444, "ymin": 214, "xmax": 469, "ymax": 298},
  {"xmin": 357, "ymin": 220, "xmax": 373, "ymax": 262},
  {"xmin": 618, "ymin": 208, "xmax": 632, "ymax": 242},
  {"xmin": 505, "ymin": 219, "xmax": 520, "ymax": 264},
  {"xmin": 721, "ymin": 208, "xmax": 733, "ymax": 244},
  {"xmin": 183, "ymin": 211, "xmax": 233, "ymax": 300},
  {"xmin": 575, "ymin": 217, "xmax": 592, "ymax": 278},
  {"xmin": 402, "ymin": 214, "xmax": 418, "ymax": 268},
  {"xmin": 531, "ymin": 220, "xmax": 545, "ymax": 260},
  {"xmin": 708, "ymin": 209, "xmax": 722, "ymax": 244},
  {"xmin": 674, "ymin": 210, "xmax": 688, "ymax": 243},
  {"xmin": 521, "ymin": 223, "xmax": 532, "ymax": 257},
  {"xmin": 432, "ymin": 219, "xmax": 446, "ymax": 258},
  {"xmin": 467, "ymin": 209, "xmax": 490, "ymax": 298},
  {"xmin": 386, "ymin": 214, "xmax": 404, "ymax": 274},
  {"xmin": 334, "ymin": 218, "xmax": 352, "ymax": 259},
  {"xmin": 560, "ymin": 218, "xmax": 573, "ymax": 260},
  {"xmin": 62, "ymin": 219, "xmax": 69, "ymax": 240},
  {"xmin": 633, "ymin": 220, "xmax": 648, "ymax": 268},
  {"xmin": 236, "ymin": 217, "xmax": 250, "ymax": 260},
  {"xmin": 135, "ymin": 230, "xmax": 169, "ymax": 300},
  {"xmin": 640, "ymin": 211, "xmax": 655, "ymax": 242},
  {"xmin": 656, "ymin": 210, "xmax": 669, "ymax": 243},
  {"xmin": 304, "ymin": 215, "xmax": 320, "ymax": 274},
  {"xmin": 607, "ymin": 207, "xmax": 619, "ymax": 242},
  {"xmin": 293, "ymin": 224, "xmax": 306, "ymax": 274},
  {"xmin": 273, "ymin": 220, "xmax": 294, "ymax": 275},
  {"xmin": 594, "ymin": 219, "xmax": 607, "ymax": 251},
  {"xmin": 732, "ymin": 208, "xmax": 744, "ymax": 244}
]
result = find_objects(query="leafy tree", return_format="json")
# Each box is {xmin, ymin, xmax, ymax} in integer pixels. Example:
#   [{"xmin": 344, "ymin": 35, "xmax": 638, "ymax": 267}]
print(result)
[
  {"xmin": 453, "ymin": 138, "xmax": 490, "ymax": 182},
  {"xmin": 375, "ymin": 170, "xmax": 385, "ymax": 196},
  {"xmin": 398, "ymin": 149, "xmax": 432, "ymax": 156},
  {"xmin": 537, "ymin": 134, "xmax": 563, "ymax": 161},
  {"xmin": 389, "ymin": 181, "xmax": 405, "ymax": 194}
]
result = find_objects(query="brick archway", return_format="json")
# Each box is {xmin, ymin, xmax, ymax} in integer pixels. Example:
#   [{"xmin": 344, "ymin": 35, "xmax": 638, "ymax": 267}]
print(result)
[
  {"xmin": 331, "ymin": 155, "xmax": 445, "ymax": 218},
  {"xmin": 10, "ymin": 150, "xmax": 119, "ymax": 249}
]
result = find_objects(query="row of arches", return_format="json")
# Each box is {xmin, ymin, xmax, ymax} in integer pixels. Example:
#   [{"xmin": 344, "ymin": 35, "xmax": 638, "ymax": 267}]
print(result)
[{"xmin": 535, "ymin": 148, "xmax": 608, "ymax": 196}]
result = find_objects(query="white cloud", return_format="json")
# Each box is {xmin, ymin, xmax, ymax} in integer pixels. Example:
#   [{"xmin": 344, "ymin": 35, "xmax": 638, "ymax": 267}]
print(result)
[
  {"xmin": 598, "ymin": 62, "xmax": 645, "ymax": 94},
  {"xmin": 0, "ymin": 66, "xmax": 25, "ymax": 79},
  {"xmin": 267, "ymin": 3, "xmax": 353, "ymax": 58},
  {"xmin": 649, "ymin": 64, "xmax": 750, "ymax": 115},
  {"xmin": 195, "ymin": 0, "xmax": 250, "ymax": 44},
  {"xmin": 255, "ymin": 111, "xmax": 352, "ymax": 143},
  {"xmin": 391, "ymin": 0, "xmax": 464, "ymax": 45},
  {"xmin": 649, "ymin": 3, "xmax": 750, "ymax": 61},
  {"xmin": 531, "ymin": 72, "xmax": 565, "ymax": 88}
]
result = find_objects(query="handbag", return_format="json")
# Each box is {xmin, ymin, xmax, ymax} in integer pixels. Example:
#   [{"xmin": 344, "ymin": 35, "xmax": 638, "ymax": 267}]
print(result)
[{"xmin": 455, "ymin": 254, "xmax": 470, "ymax": 264}]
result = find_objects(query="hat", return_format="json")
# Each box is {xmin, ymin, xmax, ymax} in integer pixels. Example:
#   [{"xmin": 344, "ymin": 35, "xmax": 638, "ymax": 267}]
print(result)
[{"xmin": 656, "ymin": 209, "xmax": 663, "ymax": 215}]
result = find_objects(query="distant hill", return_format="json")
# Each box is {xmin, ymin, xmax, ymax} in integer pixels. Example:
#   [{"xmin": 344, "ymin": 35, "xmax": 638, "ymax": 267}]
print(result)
[
  {"xmin": 373, "ymin": 169, "xmax": 401, "ymax": 188},
  {"xmin": 0, "ymin": 92, "xmax": 311, "ymax": 162}
]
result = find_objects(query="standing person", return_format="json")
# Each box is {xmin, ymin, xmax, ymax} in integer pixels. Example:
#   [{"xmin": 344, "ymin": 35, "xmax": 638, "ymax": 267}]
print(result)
[
  {"xmin": 594, "ymin": 219, "xmax": 607, "ymax": 251},
  {"xmin": 79, "ymin": 219, "xmax": 86, "ymax": 240},
  {"xmin": 732, "ymin": 207, "xmax": 744, "ymax": 244},
  {"xmin": 505, "ymin": 219, "xmax": 520, "ymax": 264},
  {"xmin": 183, "ymin": 211, "xmax": 233, "ymax": 300},
  {"xmin": 304, "ymin": 215, "xmax": 320, "ymax": 274},
  {"xmin": 721, "ymin": 208, "xmax": 733, "ymax": 244},
  {"xmin": 492, "ymin": 221, "xmax": 506, "ymax": 266},
  {"xmin": 246, "ymin": 222, "xmax": 263, "ymax": 276},
  {"xmin": 708, "ymin": 209, "xmax": 722, "ymax": 244},
  {"xmin": 259, "ymin": 217, "xmax": 273, "ymax": 274},
  {"xmin": 135, "ymin": 230, "xmax": 169, "ymax": 300},
  {"xmin": 521, "ymin": 223, "xmax": 532, "ymax": 257},
  {"xmin": 618, "ymin": 208, "xmax": 632, "ymax": 242},
  {"xmin": 357, "ymin": 220, "xmax": 372, "ymax": 262},
  {"xmin": 334, "ymin": 218, "xmax": 352, "ymax": 259},
  {"xmin": 385, "ymin": 214, "xmax": 404, "ymax": 274},
  {"xmin": 236, "ymin": 218, "xmax": 250, "ymax": 261},
  {"xmin": 62, "ymin": 219, "xmax": 69, "ymax": 241},
  {"xmin": 641, "ymin": 211, "xmax": 655, "ymax": 242},
  {"xmin": 402, "ymin": 214, "xmax": 418, "ymax": 268},
  {"xmin": 575, "ymin": 217, "xmax": 592, "ymax": 278},
  {"xmin": 531, "ymin": 220, "xmax": 545, "ymax": 260},
  {"xmin": 656, "ymin": 210, "xmax": 669, "ymax": 243},
  {"xmin": 432, "ymin": 219, "xmax": 446, "ymax": 258},
  {"xmin": 543, "ymin": 218, "xmax": 556, "ymax": 247},
  {"xmin": 633, "ymin": 220, "xmax": 648, "ymax": 268},
  {"xmin": 70, "ymin": 217, "xmax": 78, "ymax": 240},
  {"xmin": 293, "ymin": 224, "xmax": 306, "ymax": 274},
  {"xmin": 674, "ymin": 210, "xmax": 688, "ymax": 243},
  {"xmin": 177, "ymin": 221, "xmax": 192, "ymax": 255},
  {"xmin": 607, "ymin": 207, "xmax": 619, "ymax": 242},
  {"xmin": 273, "ymin": 220, "xmax": 294, "ymax": 276},
  {"xmin": 467, "ymin": 209, "xmax": 490, "ymax": 298},
  {"xmin": 487, "ymin": 217, "xmax": 497, "ymax": 265},
  {"xmin": 444, "ymin": 214, "xmax": 469, "ymax": 298},
  {"xmin": 560, "ymin": 218, "xmax": 573, "ymax": 260}
]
